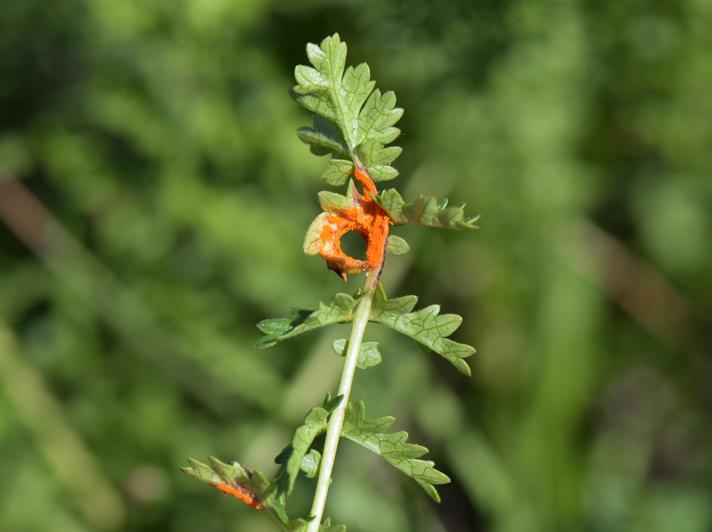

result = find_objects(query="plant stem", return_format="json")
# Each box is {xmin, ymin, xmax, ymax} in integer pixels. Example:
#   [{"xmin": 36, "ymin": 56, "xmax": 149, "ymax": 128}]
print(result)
[{"xmin": 306, "ymin": 270, "xmax": 379, "ymax": 531}]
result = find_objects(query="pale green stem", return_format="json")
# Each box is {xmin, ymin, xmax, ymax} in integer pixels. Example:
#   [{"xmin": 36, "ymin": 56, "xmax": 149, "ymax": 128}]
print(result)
[{"xmin": 306, "ymin": 271, "xmax": 379, "ymax": 531}]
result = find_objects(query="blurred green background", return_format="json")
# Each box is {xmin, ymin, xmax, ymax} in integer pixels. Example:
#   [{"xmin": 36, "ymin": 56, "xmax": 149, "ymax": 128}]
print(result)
[{"xmin": 1, "ymin": 1, "xmax": 711, "ymax": 531}]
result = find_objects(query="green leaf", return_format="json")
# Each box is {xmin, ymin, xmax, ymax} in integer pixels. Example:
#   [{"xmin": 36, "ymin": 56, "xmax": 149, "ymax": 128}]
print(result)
[
  {"xmin": 182, "ymin": 457, "xmax": 288, "ymax": 522},
  {"xmin": 332, "ymin": 338, "xmax": 382, "ymax": 369},
  {"xmin": 358, "ymin": 89, "xmax": 403, "ymax": 145},
  {"xmin": 293, "ymin": 93, "xmax": 339, "ymax": 123},
  {"xmin": 341, "ymin": 63, "xmax": 376, "ymax": 142},
  {"xmin": 322, "ymin": 159, "xmax": 354, "ymax": 186},
  {"xmin": 365, "ymin": 164, "xmax": 399, "ymax": 182},
  {"xmin": 293, "ymin": 34, "xmax": 355, "ymax": 148},
  {"xmin": 323, "ymin": 392, "xmax": 345, "ymax": 412},
  {"xmin": 182, "ymin": 456, "xmax": 265, "ymax": 495},
  {"xmin": 300, "ymin": 449, "xmax": 321, "ymax": 479},
  {"xmin": 355, "ymin": 140, "xmax": 402, "ymax": 166},
  {"xmin": 294, "ymin": 65, "xmax": 330, "ymax": 91},
  {"xmin": 370, "ymin": 285, "xmax": 475, "ymax": 376},
  {"xmin": 303, "ymin": 212, "xmax": 330, "ymax": 256},
  {"xmin": 297, "ymin": 117, "xmax": 349, "ymax": 158},
  {"xmin": 318, "ymin": 190, "xmax": 351, "ymax": 211},
  {"xmin": 275, "ymin": 406, "xmax": 330, "ymax": 494},
  {"xmin": 354, "ymin": 141, "xmax": 402, "ymax": 182},
  {"xmin": 317, "ymin": 179, "xmax": 360, "ymax": 212},
  {"xmin": 256, "ymin": 293, "xmax": 359, "ymax": 348},
  {"xmin": 376, "ymin": 189, "xmax": 480, "ymax": 229},
  {"xmin": 320, "ymin": 518, "xmax": 347, "ymax": 532},
  {"xmin": 294, "ymin": 34, "xmax": 402, "ymax": 183},
  {"xmin": 385, "ymin": 235, "xmax": 410, "ymax": 255},
  {"xmin": 288, "ymin": 519, "xmax": 312, "ymax": 531},
  {"xmin": 288, "ymin": 517, "xmax": 347, "ymax": 532},
  {"xmin": 342, "ymin": 402, "xmax": 450, "ymax": 502}
]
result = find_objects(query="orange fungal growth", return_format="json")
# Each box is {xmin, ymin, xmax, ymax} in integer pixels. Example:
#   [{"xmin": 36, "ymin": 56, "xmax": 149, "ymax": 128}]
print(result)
[
  {"xmin": 309, "ymin": 167, "xmax": 391, "ymax": 281},
  {"xmin": 354, "ymin": 166, "xmax": 378, "ymax": 196},
  {"xmin": 211, "ymin": 482, "xmax": 264, "ymax": 509}
]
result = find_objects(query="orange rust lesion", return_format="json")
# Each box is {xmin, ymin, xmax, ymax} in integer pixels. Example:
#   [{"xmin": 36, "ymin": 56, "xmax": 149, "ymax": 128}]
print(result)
[
  {"xmin": 211, "ymin": 482, "xmax": 264, "ymax": 509},
  {"xmin": 316, "ymin": 167, "xmax": 391, "ymax": 281},
  {"xmin": 353, "ymin": 166, "xmax": 378, "ymax": 196}
]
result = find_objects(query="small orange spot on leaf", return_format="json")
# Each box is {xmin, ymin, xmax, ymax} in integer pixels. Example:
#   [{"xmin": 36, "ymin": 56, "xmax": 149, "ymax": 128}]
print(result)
[{"xmin": 211, "ymin": 482, "xmax": 264, "ymax": 510}]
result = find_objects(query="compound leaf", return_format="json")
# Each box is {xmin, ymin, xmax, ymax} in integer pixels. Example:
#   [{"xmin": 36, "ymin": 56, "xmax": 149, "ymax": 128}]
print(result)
[
  {"xmin": 294, "ymin": 33, "xmax": 402, "ymax": 184},
  {"xmin": 274, "ymin": 405, "xmax": 330, "ymax": 495},
  {"xmin": 182, "ymin": 457, "xmax": 288, "ymax": 522},
  {"xmin": 256, "ymin": 293, "xmax": 359, "ymax": 348},
  {"xmin": 376, "ymin": 188, "xmax": 480, "ymax": 229},
  {"xmin": 370, "ymin": 285, "xmax": 475, "ymax": 376},
  {"xmin": 341, "ymin": 401, "xmax": 450, "ymax": 502}
]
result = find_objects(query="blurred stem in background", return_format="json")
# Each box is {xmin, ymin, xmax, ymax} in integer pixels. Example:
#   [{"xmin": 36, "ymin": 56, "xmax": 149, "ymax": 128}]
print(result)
[{"xmin": 0, "ymin": 321, "xmax": 124, "ymax": 530}]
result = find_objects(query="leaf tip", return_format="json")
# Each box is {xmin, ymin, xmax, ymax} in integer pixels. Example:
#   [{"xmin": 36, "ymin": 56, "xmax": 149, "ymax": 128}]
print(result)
[{"xmin": 458, "ymin": 360, "xmax": 472, "ymax": 377}]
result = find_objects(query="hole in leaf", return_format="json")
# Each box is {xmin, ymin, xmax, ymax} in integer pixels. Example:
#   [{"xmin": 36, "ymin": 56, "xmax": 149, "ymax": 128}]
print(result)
[{"xmin": 339, "ymin": 230, "xmax": 367, "ymax": 261}]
